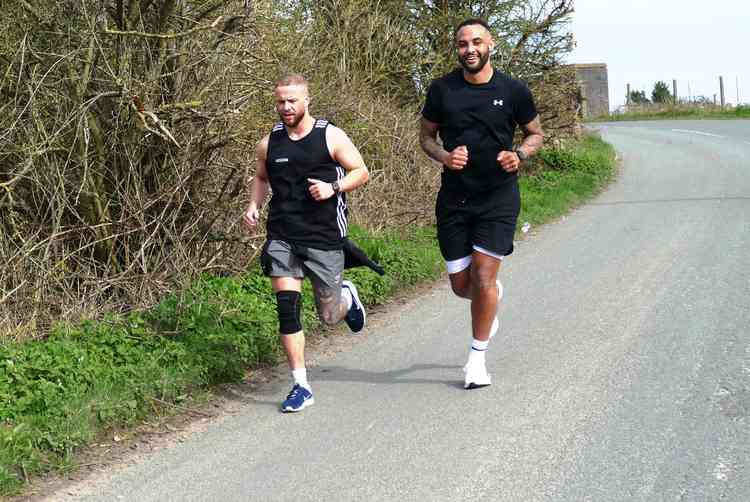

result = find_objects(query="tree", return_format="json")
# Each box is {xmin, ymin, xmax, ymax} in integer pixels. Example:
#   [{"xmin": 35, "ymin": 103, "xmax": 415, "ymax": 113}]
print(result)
[
  {"xmin": 628, "ymin": 90, "xmax": 650, "ymax": 104},
  {"xmin": 652, "ymin": 81, "xmax": 672, "ymax": 103}
]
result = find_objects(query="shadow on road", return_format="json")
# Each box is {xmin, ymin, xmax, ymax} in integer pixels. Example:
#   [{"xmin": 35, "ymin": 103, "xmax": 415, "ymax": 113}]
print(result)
[
  {"xmin": 311, "ymin": 363, "xmax": 463, "ymax": 388},
  {"xmin": 242, "ymin": 364, "xmax": 466, "ymax": 413}
]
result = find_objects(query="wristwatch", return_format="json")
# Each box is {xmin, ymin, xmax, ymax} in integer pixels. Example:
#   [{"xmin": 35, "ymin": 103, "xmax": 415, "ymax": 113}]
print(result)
[
  {"xmin": 331, "ymin": 180, "xmax": 341, "ymax": 194},
  {"xmin": 514, "ymin": 147, "xmax": 529, "ymax": 162}
]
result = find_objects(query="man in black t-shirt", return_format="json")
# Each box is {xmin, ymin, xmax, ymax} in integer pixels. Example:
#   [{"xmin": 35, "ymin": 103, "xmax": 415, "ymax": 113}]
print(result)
[
  {"xmin": 244, "ymin": 74, "xmax": 370, "ymax": 412},
  {"xmin": 420, "ymin": 18, "xmax": 544, "ymax": 390}
]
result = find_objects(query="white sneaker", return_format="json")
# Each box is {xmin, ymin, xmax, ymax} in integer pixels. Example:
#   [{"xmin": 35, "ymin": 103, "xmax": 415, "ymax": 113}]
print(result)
[
  {"xmin": 463, "ymin": 363, "xmax": 492, "ymax": 389},
  {"xmin": 490, "ymin": 280, "xmax": 503, "ymax": 339}
]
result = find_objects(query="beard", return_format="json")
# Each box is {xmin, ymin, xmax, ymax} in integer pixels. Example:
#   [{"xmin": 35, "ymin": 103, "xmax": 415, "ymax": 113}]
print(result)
[
  {"xmin": 279, "ymin": 107, "xmax": 305, "ymax": 128},
  {"xmin": 459, "ymin": 49, "xmax": 490, "ymax": 74}
]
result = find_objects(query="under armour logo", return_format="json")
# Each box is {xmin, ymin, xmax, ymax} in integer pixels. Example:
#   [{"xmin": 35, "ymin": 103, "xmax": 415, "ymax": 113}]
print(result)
[{"xmin": 493, "ymin": 99, "xmax": 504, "ymax": 106}]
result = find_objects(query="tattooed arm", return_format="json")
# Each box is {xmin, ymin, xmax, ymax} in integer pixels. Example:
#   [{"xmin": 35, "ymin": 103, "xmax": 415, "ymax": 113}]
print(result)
[
  {"xmin": 516, "ymin": 115, "xmax": 544, "ymax": 158},
  {"xmin": 419, "ymin": 117, "xmax": 468, "ymax": 170}
]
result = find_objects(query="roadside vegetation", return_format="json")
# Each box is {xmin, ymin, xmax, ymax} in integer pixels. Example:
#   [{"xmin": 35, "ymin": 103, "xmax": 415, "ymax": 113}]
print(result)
[{"xmin": 591, "ymin": 104, "xmax": 750, "ymax": 122}]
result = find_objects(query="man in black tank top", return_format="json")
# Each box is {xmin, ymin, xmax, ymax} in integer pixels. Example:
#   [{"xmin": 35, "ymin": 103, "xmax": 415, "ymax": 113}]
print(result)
[
  {"xmin": 420, "ymin": 19, "xmax": 544, "ymax": 390},
  {"xmin": 244, "ymin": 74, "xmax": 370, "ymax": 412}
]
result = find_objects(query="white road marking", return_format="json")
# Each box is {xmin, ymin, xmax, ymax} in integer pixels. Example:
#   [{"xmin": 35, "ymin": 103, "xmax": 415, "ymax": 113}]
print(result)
[
  {"xmin": 671, "ymin": 128, "xmax": 725, "ymax": 138},
  {"xmin": 713, "ymin": 459, "xmax": 731, "ymax": 481}
]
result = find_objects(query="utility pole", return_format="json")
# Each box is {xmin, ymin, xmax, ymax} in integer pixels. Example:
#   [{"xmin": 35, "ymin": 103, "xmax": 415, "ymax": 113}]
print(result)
[
  {"xmin": 626, "ymin": 83, "xmax": 631, "ymax": 106},
  {"xmin": 688, "ymin": 82, "xmax": 692, "ymax": 104},
  {"xmin": 737, "ymin": 76, "xmax": 741, "ymax": 104},
  {"xmin": 720, "ymin": 76, "xmax": 725, "ymax": 108},
  {"xmin": 673, "ymin": 79, "xmax": 678, "ymax": 105}
]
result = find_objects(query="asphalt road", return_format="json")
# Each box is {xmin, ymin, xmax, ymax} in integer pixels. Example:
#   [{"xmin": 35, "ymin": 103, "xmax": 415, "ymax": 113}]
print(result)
[{"xmin": 61, "ymin": 120, "xmax": 750, "ymax": 501}]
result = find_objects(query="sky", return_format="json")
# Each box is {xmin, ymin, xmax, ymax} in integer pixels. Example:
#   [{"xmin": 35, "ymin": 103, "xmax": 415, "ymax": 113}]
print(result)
[{"xmin": 568, "ymin": 0, "xmax": 750, "ymax": 110}]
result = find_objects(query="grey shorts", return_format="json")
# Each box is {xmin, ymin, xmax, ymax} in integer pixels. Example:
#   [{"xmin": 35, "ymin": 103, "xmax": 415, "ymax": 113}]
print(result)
[{"xmin": 260, "ymin": 239, "xmax": 344, "ymax": 292}]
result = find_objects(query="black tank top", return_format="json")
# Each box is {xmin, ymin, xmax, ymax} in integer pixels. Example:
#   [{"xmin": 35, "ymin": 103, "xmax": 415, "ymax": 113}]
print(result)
[{"xmin": 266, "ymin": 119, "xmax": 347, "ymax": 250}]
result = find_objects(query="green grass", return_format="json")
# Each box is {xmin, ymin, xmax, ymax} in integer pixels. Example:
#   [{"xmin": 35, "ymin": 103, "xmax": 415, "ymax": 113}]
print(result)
[
  {"xmin": 520, "ymin": 133, "xmax": 617, "ymax": 225},
  {"xmin": 0, "ymin": 133, "xmax": 616, "ymax": 497},
  {"xmin": 589, "ymin": 104, "xmax": 750, "ymax": 122}
]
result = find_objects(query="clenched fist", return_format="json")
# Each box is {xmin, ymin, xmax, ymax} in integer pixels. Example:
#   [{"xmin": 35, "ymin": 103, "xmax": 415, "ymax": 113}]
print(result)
[
  {"xmin": 444, "ymin": 145, "xmax": 469, "ymax": 170},
  {"xmin": 308, "ymin": 178, "xmax": 335, "ymax": 201},
  {"xmin": 497, "ymin": 150, "xmax": 521, "ymax": 173},
  {"xmin": 243, "ymin": 204, "xmax": 259, "ymax": 229}
]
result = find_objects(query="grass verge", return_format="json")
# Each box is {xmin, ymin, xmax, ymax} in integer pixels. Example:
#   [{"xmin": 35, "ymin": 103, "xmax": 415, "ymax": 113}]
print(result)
[
  {"xmin": 589, "ymin": 104, "xmax": 750, "ymax": 122},
  {"xmin": 0, "ymin": 133, "xmax": 616, "ymax": 496},
  {"xmin": 520, "ymin": 133, "xmax": 617, "ymax": 225}
]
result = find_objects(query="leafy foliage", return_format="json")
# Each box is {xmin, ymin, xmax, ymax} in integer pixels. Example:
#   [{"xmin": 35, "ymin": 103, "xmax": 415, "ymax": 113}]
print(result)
[
  {"xmin": 628, "ymin": 89, "xmax": 651, "ymax": 104},
  {"xmin": 651, "ymin": 81, "xmax": 673, "ymax": 104}
]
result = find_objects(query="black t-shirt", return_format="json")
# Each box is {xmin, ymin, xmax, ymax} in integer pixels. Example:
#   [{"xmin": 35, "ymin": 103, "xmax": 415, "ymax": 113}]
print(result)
[{"xmin": 422, "ymin": 68, "xmax": 537, "ymax": 194}]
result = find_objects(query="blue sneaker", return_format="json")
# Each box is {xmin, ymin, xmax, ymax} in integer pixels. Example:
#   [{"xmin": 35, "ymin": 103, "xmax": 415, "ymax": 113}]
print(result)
[
  {"xmin": 342, "ymin": 280, "xmax": 366, "ymax": 333},
  {"xmin": 281, "ymin": 384, "xmax": 314, "ymax": 412}
]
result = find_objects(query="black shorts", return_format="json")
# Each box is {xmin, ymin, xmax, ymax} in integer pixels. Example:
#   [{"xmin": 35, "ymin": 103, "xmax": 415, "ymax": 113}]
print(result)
[{"xmin": 435, "ymin": 180, "xmax": 521, "ymax": 262}]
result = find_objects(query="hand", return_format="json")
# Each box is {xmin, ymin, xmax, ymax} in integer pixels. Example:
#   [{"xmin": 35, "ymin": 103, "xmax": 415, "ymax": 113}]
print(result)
[
  {"xmin": 307, "ymin": 178, "xmax": 335, "ymax": 201},
  {"xmin": 243, "ymin": 204, "xmax": 259, "ymax": 229},
  {"xmin": 497, "ymin": 150, "xmax": 521, "ymax": 173},
  {"xmin": 444, "ymin": 145, "xmax": 469, "ymax": 170}
]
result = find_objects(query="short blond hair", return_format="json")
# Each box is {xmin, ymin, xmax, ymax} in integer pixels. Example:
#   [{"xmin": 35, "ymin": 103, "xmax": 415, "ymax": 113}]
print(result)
[{"xmin": 274, "ymin": 74, "xmax": 309, "ymax": 90}]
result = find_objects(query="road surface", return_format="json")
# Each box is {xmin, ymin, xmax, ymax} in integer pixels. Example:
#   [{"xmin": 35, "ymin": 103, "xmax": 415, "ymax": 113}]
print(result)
[{"xmin": 56, "ymin": 120, "xmax": 750, "ymax": 501}]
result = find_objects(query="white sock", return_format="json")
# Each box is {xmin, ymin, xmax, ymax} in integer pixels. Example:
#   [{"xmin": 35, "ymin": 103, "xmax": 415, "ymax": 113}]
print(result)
[
  {"xmin": 467, "ymin": 339, "xmax": 488, "ymax": 366},
  {"xmin": 341, "ymin": 286, "xmax": 353, "ymax": 310},
  {"xmin": 292, "ymin": 368, "xmax": 310, "ymax": 390}
]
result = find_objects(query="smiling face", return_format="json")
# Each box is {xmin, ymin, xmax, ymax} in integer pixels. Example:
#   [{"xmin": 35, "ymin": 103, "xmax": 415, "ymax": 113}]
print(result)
[
  {"xmin": 274, "ymin": 83, "xmax": 310, "ymax": 128},
  {"xmin": 455, "ymin": 23, "xmax": 494, "ymax": 74}
]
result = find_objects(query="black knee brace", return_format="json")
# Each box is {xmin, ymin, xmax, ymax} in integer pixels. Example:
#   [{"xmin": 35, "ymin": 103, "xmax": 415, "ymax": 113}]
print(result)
[{"xmin": 276, "ymin": 290, "xmax": 302, "ymax": 335}]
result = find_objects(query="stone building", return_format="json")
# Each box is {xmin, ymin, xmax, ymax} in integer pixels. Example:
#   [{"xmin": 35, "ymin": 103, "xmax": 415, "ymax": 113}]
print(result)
[{"xmin": 574, "ymin": 63, "xmax": 610, "ymax": 118}]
